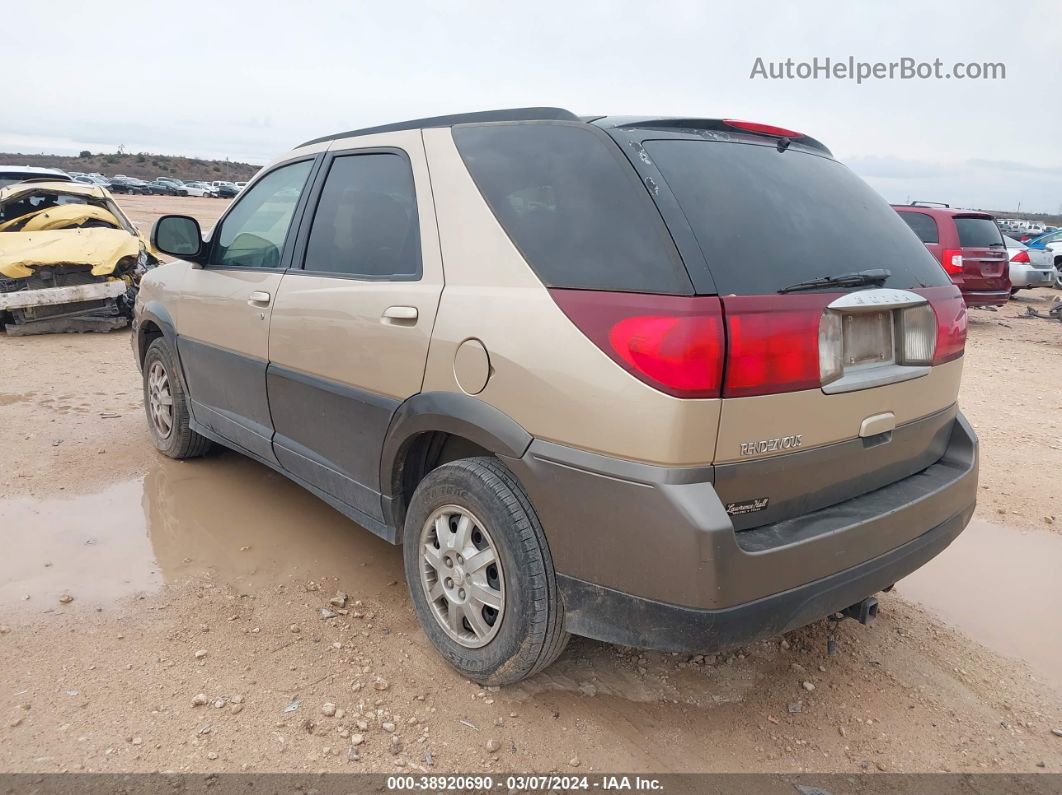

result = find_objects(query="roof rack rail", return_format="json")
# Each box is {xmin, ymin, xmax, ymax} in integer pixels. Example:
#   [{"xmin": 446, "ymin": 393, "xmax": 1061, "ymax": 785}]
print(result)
[
  {"xmin": 296, "ymin": 107, "xmax": 579, "ymax": 148},
  {"xmin": 909, "ymin": 200, "xmax": 950, "ymax": 208}
]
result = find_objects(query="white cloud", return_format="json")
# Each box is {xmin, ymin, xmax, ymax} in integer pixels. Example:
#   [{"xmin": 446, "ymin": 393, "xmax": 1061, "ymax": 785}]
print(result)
[{"xmin": 4, "ymin": 0, "xmax": 1061, "ymax": 210}]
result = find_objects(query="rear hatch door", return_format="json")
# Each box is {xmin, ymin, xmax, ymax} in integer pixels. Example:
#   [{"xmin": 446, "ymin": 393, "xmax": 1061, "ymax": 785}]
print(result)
[
  {"xmin": 955, "ymin": 215, "xmax": 1009, "ymax": 291},
  {"xmin": 633, "ymin": 131, "xmax": 965, "ymax": 530}
]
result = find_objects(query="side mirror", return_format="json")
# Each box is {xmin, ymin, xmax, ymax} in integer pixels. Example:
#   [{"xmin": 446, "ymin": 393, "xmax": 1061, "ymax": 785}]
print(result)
[{"xmin": 151, "ymin": 215, "xmax": 204, "ymax": 261}]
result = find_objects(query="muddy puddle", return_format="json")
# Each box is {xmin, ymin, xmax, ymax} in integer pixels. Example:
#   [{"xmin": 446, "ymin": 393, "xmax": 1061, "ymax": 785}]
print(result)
[
  {"xmin": 898, "ymin": 519, "xmax": 1062, "ymax": 695},
  {"xmin": 5, "ymin": 456, "xmax": 1060, "ymax": 706},
  {"xmin": 0, "ymin": 453, "xmax": 404, "ymax": 614}
]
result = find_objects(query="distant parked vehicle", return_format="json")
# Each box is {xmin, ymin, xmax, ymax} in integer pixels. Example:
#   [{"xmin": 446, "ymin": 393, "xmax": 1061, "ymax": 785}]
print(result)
[
  {"xmin": 216, "ymin": 182, "xmax": 240, "ymax": 198},
  {"xmin": 108, "ymin": 176, "xmax": 151, "ymax": 195},
  {"xmin": 893, "ymin": 203, "xmax": 1011, "ymax": 307},
  {"xmin": 1003, "ymin": 236, "xmax": 1056, "ymax": 292},
  {"xmin": 73, "ymin": 174, "xmax": 111, "ymax": 188},
  {"xmin": 0, "ymin": 166, "xmax": 73, "ymax": 188},
  {"xmin": 1024, "ymin": 230, "xmax": 1062, "ymax": 288},
  {"xmin": 180, "ymin": 181, "xmax": 214, "ymax": 198},
  {"xmin": 145, "ymin": 180, "xmax": 181, "ymax": 196}
]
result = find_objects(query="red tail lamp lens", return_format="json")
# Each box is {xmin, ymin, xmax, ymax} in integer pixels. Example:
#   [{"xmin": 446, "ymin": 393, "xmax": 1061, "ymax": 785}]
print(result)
[
  {"xmin": 919, "ymin": 287, "xmax": 967, "ymax": 364},
  {"xmin": 549, "ymin": 289, "xmax": 724, "ymax": 398},
  {"xmin": 1010, "ymin": 249, "xmax": 1030, "ymax": 263},
  {"xmin": 940, "ymin": 249, "xmax": 964, "ymax": 275},
  {"xmin": 721, "ymin": 294, "xmax": 833, "ymax": 397},
  {"xmin": 722, "ymin": 119, "xmax": 803, "ymax": 138}
]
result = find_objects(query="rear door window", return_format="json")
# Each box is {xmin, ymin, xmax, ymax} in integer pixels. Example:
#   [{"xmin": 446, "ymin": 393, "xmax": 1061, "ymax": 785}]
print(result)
[
  {"xmin": 453, "ymin": 123, "xmax": 692, "ymax": 294},
  {"xmin": 897, "ymin": 211, "xmax": 939, "ymax": 244},
  {"xmin": 954, "ymin": 217, "xmax": 1005, "ymax": 248},
  {"xmin": 302, "ymin": 153, "xmax": 421, "ymax": 279},
  {"xmin": 643, "ymin": 139, "xmax": 950, "ymax": 295}
]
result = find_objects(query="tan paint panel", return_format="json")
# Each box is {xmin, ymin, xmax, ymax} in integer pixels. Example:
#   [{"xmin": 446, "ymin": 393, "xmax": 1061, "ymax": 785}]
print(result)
[
  {"xmin": 713, "ymin": 357, "xmax": 964, "ymax": 463},
  {"xmin": 421, "ymin": 129, "xmax": 721, "ymax": 467},
  {"xmin": 269, "ymin": 277, "xmax": 440, "ymax": 398},
  {"xmin": 177, "ymin": 268, "xmax": 283, "ymax": 360}
]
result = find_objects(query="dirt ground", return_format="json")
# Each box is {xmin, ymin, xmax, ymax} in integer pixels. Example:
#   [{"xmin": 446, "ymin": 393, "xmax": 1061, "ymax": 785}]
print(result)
[
  {"xmin": 117, "ymin": 193, "xmax": 231, "ymax": 237},
  {"xmin": 1, "ymin": 196, "xmax": 1061, "ymax": 774}
]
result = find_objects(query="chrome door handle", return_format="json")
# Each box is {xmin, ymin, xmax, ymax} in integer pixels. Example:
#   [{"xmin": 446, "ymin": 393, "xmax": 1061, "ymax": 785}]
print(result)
[
  {"xmin": 248, "ymin": 291, "xmax": 271, "ymax": 305},
  {"xmin": 382, "ymin": 305, "xmax": 418, "ymax": 322}
]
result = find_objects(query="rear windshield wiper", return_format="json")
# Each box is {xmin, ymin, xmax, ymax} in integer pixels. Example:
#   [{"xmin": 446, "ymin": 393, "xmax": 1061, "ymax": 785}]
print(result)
[{"xmin": 778, "ymin": 268, "xmax": 891, "ymax": 294}]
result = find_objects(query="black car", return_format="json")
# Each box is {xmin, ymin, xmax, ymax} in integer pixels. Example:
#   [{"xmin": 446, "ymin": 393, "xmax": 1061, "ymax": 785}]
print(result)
[
  {"xmin": 109, "ymin": 176, "xmax": 151, "ymax": 195},
  {"xmin": 145, "ymin": 180, "xmax": 182, "ymax": 196},
  {"xmin": 216, "ymin": 183, "xmax": 240, "ymax": 198}
]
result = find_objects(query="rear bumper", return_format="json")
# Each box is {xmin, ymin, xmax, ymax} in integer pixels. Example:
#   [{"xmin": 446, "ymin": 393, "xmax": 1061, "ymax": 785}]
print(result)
[
  {"xmin": 1010, "ymin": 264, "xmax": 1056, "ymax": 288},
  {"xmin": 962, "ymin": 289, "xmax": 1010, "ymax": 307},
  {"xmin": 558, "ymin": 506, "xmax": 970, "ymax": 653},
  {"xmin": 506, "ymin": 412, "xmax": 977, "ymax": 652}
]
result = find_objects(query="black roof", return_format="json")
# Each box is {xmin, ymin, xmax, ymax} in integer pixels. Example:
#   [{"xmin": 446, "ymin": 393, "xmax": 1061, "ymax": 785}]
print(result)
[
  {"xmin": 296, "ymin": 107, "xmax": 579, "ymax": 148},
  {"xmin": 294, "ymin": 108, "xmax": 831, "ymax": 157}
]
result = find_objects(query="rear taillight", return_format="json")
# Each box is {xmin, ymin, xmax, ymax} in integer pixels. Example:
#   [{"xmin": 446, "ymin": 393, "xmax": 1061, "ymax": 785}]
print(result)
[
  {"xmin": 552, "ymin": 286, "xmax": 966, "ymax": 401},
  {"xmin": 921, "ymin": 287, "xmax": 967, "ymax": 364},
  {"xmin": 723, "ymin": 295, "xmax": 828, "ymax": 397},
  {"xmin": 941, "ymin": 249, "xmax": 964, "ymax": 275},
  {"xmin": 549, "ymin": 289, "xmax": 724, "ymax": 398},
  {"xmin": 1010, "ymin": 249, "xmax": 1030, "ymax": 263}
]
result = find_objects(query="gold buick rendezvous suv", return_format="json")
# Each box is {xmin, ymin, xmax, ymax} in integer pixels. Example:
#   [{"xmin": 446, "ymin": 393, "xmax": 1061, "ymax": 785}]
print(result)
[{"xmin": 134, "ymin": 108, "xmax": 977, "ymax": 684}]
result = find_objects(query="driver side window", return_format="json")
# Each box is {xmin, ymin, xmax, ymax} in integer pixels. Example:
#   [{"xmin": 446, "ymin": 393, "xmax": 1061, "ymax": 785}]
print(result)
[{"xmin": 210, "ymin": 160, "xmax": 313, "ymax": 268}]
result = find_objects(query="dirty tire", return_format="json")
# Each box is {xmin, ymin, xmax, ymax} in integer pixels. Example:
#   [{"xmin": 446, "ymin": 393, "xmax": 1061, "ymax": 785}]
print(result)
[
  {"xmin": 403, "ymin": 457, "xmax": 569, "ymax": 685},
  {"xmin": 142, "ymin": 337, "xmax": 211, "ymax": 459}
]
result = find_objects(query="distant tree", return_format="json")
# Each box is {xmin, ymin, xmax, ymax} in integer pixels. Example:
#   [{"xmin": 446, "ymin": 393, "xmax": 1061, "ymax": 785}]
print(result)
[
  {"xmin": 136, "ymin": 154, "xmax": 146, "ymax": 163},
  {"xmin": 78, "ymin": 150, "xmax": 91, "ymax": 158}
]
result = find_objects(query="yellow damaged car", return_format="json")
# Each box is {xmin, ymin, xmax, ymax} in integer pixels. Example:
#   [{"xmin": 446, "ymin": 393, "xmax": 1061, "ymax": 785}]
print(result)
[{"xmin": 0, "ymin": 180, "xmax": 159, "ymax": 335}]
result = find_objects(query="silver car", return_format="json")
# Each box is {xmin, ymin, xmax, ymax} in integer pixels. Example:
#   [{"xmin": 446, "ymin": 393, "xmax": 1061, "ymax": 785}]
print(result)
[
  {"xmin": 1025, "ymin": 230, "xmax": 1062, "ymax": 288},
  {"xmin": 1005, "ymin": 236, "xmax": 1056, "ymax": 291}
]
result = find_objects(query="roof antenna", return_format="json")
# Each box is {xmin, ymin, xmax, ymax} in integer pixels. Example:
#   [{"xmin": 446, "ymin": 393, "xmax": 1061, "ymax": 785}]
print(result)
[{"xmin": 776, "ymin": 136, "xmax": 791, "ymax": 152}]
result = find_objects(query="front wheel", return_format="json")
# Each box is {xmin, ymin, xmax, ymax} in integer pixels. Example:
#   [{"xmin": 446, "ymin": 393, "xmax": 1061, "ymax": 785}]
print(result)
[
  {"xmin": 403, "ymin": 457, "xmax": 569, "ymax": 684},
  {"xmin": 142, "ymin": 338, "xmax": 212, "ymax": 459}
]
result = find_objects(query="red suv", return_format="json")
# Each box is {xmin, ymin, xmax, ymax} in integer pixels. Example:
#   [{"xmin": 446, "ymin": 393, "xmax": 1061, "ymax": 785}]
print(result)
[{"xmin": 893, "ymin": 203, "xmax": 1010, "ymax": 307}]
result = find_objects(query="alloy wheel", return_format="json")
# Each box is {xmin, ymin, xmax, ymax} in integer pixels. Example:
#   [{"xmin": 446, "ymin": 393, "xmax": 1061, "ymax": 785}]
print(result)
[
  {"xmin": 147, "ymin": 360, "xmax": 174, "ymax": 439},
  {"xmin": 419, "ymin": 505, "xmax": 505, "ymax": 648}
]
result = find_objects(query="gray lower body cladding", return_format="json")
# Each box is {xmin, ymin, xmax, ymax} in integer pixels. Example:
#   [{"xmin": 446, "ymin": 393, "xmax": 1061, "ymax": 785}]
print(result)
[
  {"xmin": 504, "ymin": 412, "xmax": 978, "ymax": 649},
  {"xmin": 556, "ymin": 506, "xmax": 970, "ymax": 654}
]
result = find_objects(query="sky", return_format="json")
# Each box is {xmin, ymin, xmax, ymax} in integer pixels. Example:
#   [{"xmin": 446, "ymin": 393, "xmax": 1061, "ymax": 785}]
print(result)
[{"xmin": 6, "ymin": 0, "xmax": 1061, "ymax": 213}]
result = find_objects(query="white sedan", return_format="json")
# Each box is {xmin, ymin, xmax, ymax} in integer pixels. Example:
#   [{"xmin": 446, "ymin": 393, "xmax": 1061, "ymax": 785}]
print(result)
[{"xmin": 181, "ymin": 182, "xmax": 217, "ymax": 198}]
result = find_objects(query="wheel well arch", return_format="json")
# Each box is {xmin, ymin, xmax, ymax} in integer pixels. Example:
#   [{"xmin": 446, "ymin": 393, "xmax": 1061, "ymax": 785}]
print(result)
[
  {"xmin": 389, "ymin": 432, "xmax": 493, "ymax": 531},
  {"xmin": 137, "ymin": 320, "xmax": 165, "ymax": 365},
  {"xmin": 380, "ymin": 392, "xmax": 533, "ymax": 532},
  {"xmin": 135, "ymin": 302, "xmax": 176, "ymax": 366}
]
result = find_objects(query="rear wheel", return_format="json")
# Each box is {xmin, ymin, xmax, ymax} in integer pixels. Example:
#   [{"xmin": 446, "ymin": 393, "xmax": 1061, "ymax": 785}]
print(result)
[
  {"xmin": 403, "ymin": 457, "xmax": 569, "ymax": 684},
  {"xmin": 142, "ymin": 337, "xmax": 211, "ymax": 459}
]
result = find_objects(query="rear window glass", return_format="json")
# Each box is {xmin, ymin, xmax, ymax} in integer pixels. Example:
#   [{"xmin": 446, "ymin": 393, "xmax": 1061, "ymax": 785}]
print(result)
[
  {"xmin": 643, "ymin": 140, "xmax": 950, "ymax": 295},
  {"xmin": 897, "ymin": 211, "xmax": 939, "ymax": 244},
  {"xmin": 955, "ymin": 217, "xmax": 1005, "ymax": 248},
  {"xmin": 453, "ymin": 123, "xmax": 692, "ymax": 294}
]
